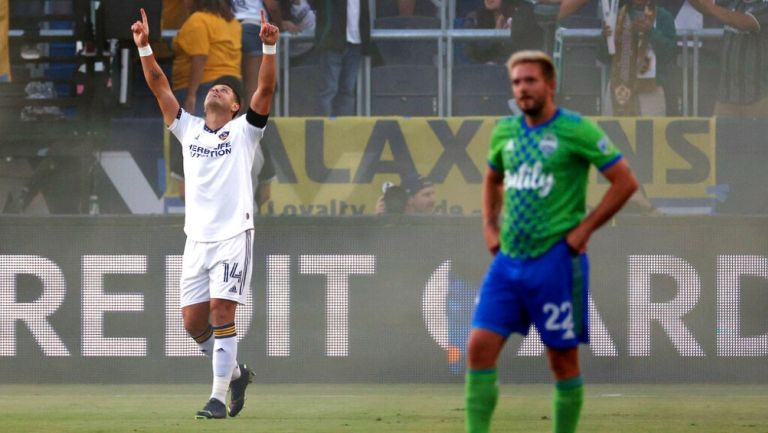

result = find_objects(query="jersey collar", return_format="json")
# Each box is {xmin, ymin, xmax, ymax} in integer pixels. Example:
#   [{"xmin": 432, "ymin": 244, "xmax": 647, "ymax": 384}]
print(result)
[
  {"xmin": 521, "ymin": 108, "xmax": 561, "ymax": 133},
  {"xmin": 203, "ymin": 123, "xmax": 225, "ymax": 134}
]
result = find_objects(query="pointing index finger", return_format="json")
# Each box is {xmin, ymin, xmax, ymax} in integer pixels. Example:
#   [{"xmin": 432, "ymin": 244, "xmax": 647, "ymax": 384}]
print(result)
[
  {"xmin": 141, "ymin": 8, "xmax": 148, "ymax": 26},
  {"xmin": 260, "ymin": 9, "xmax": 267, "ymax": 26}
]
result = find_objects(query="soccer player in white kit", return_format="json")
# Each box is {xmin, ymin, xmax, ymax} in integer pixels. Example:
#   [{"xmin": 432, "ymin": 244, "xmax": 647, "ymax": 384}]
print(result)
[{"xmin": 131, "ymin": 8, "xmax": 279, "ymax": 419}]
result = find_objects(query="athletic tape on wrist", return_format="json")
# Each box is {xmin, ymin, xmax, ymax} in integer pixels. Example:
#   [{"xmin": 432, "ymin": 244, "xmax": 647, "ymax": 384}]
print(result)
[
  {"xmin": 263, "ymin": 44, "xmax": 277, "ymax": 55},
  {"xmin": 138, "ymin": 45, "xmax": 153, "ymax": 57}
]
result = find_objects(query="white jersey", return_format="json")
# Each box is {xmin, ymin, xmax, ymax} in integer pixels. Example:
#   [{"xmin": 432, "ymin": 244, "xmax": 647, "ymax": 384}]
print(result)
[
  {"xmin": 169, "ymin": 109, "xmax": 269, "ymax": 242},
  {"xmin": 233, "ymin": 0, "xmax": 265, "ymax": 23}
]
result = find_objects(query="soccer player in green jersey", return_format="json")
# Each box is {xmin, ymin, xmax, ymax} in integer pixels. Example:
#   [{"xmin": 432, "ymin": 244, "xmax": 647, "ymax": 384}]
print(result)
[{"xmin": 464, "ymin": 51, "xmax": 639, "ymax": 433}]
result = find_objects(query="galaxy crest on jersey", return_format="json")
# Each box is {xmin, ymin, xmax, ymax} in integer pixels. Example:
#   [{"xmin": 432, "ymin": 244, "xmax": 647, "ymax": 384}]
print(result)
[{"xmin": 487, "ymin": 108, "xmax": 622, "ymax": 258}]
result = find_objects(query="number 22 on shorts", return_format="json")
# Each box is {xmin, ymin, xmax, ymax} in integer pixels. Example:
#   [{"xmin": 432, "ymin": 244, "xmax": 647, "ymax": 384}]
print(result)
[{"xmin": 543, "ymin": 302, "xmax": 575, "ymax": 339}]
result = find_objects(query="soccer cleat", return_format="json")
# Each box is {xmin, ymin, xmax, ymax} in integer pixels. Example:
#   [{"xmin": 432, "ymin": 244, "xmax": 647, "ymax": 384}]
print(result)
[
  {"xmin": 228, "ymin": 363, "xmax": 254, "ymax": 417},
  {"xmin": 195, "ymin": 398, "xmax": 227, "ymax": 419}
]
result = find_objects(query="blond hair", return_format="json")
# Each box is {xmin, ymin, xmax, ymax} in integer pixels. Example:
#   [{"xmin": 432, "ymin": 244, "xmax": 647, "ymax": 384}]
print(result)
[{"xmin": 506, "ymin": 50, "xmax": 556, "ymax": 83}]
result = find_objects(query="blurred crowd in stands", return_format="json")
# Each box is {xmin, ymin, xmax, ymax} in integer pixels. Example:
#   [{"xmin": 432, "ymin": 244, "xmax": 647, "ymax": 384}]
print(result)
[{"xmin": 1, "ymin": 0, "xmax": 766, "ymax": 118}]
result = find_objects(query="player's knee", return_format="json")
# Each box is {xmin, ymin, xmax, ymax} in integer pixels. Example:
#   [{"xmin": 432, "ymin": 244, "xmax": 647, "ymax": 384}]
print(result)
[
  {"xmin": 209, "ymin": 299, "xmax": 237, "ymax": 326},
  {"xmin": 547, "ymin": 351, "xmax": 580, "ymax": 380},
  {"xmin": 551, "ymin": 366, "xmax": 580, "ymax": 381},
  {"xmin": 183, "ymin": 317, "xmax": 208, "ymax": 337},
  {"xmin": 181, "ymin": 310, "xmax": 209, "ymax": 336},
  {"xmin": 467, "ymin": 337, "xmax": 498, "ymax": 369},
  {"xmin": 467, "ymin": 351, "xmax": 495, "ymax": 369}
]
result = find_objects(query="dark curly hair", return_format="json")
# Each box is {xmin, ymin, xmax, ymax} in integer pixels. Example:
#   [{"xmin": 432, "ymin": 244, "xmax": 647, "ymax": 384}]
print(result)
[{"xmin": 188, "ymin": 0, "xmax": 235, "ymax": 21}]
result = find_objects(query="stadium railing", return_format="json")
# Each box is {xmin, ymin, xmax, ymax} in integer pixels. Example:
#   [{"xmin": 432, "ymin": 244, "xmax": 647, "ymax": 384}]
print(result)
[
  {"xmin": 274, "ymin": 27, "xmax": 725, "ymax": 117},
  {"xmin": 8, "ymin": 26, "xmax": 725, "ymax": 118}
]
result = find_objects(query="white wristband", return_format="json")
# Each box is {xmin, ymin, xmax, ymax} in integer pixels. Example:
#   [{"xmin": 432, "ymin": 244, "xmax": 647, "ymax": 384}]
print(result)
[
  {"xmin": 138, "ymin": 45, "xmax": 153, "ymax": 57},
  {"xmin": 262, "ymin": 43, "xmax": 276, "ymax": 55}
]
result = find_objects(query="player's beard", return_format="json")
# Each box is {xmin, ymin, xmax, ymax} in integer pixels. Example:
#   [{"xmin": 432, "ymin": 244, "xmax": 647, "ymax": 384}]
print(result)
[
  {"xmin": 517, "ymin": 94, "xmax": 545, "ymax": 117},
  {"xmin": 204, "ymin": 98, "xmax": 222, "ymax": 113},
  {"xmin": 204, "ymin": 97, "xmax": 232, "ymax": 117}
]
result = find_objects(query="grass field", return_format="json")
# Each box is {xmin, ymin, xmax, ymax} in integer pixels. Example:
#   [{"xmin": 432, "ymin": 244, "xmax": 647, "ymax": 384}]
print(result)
[{"xmin": 1, "ymin": 384, "xmax": 766, "ymax": 433}]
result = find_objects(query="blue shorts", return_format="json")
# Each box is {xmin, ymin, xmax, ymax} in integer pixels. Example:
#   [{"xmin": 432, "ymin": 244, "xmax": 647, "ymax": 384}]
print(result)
[
  {"xmin": 472, "ymin": 239, "xmax": 589, "ymax": 349},
  {"xmin": 241, "ymin": 23, "xmax": 264, "ymax": 56}
]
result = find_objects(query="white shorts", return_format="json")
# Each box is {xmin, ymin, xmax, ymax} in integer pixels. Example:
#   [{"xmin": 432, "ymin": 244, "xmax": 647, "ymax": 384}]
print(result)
[{"xmin": 179, "ymin": 230, "xmax": 253, "ymax": 308}]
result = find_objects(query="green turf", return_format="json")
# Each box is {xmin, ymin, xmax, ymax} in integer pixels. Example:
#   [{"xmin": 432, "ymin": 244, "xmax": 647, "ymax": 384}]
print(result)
[{"xmin": 0, "ymin": 384, "xmax": 766, "ymax": 433}]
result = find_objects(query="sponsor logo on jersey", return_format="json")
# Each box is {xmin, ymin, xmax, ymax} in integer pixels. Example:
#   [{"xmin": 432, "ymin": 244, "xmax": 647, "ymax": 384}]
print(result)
[
  {"xmin": 539, "ymin": 133, "xmax": 558, "ymax": 157},
  {"xmin": 504, "ymin": 161, "xmax": 555, "ymax": 197},
  {"xmin": 189, "ymin": 141, "xmax": 232, "ymax": 158}
]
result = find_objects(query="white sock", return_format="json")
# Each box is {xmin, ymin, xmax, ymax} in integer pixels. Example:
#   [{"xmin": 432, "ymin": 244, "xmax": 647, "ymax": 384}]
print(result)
[
  {"xmin": 211, "ymin": 375, "xmax": 229, "ymax": 404},
  {"xmin": 210, "ymin": 324, "xmax": 238, "ymax": 403},
  {"xmin": 193, "ymin": 326, "xmax": 214, "ymax": 358},
  {"xmin": 197, "ymin": 329, "xmax": 241, "ymax": 379},
  {"xmin": 198, "ymin": 337, "xmax": 214, "ymax": 358}
]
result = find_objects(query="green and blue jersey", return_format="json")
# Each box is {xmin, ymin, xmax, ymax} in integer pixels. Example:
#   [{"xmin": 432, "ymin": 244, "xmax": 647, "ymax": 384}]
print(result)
[{"xmin": 487, "ymin": 108, "xmax": 622, "ymax": 258}]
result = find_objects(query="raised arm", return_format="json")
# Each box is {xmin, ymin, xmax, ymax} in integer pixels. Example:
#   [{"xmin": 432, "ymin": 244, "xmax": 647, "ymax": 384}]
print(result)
[
  {"xmin": 131, "ymin": 8, "xmax": 180, "ymax": 125},
  {"xmin": 250, "ymin": 9, "xmax": 280, "ymax": 115}
]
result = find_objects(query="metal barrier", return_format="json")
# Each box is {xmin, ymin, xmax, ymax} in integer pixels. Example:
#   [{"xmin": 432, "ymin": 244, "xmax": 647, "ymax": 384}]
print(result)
[
  {"xmin": 275, "ymin": 27, "xmax": 724, "ymax": 117},
  {"xmin": 8, "ymin": 26, "xmax": 724, "ymax": 117}
]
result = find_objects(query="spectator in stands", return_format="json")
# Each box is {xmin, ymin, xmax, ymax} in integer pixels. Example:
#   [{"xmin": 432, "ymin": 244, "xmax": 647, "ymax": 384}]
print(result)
[
  {"xmin": 375, "ymin": 174, "xmax": 437, "ymax": 215},
  {"xmin": 376, "ymin": 182, "xmax": 409, "ymax": 214},
  {"xmin": 278, "ymin": 0, "xmax": 316, "ymax": 65},
  {"xmin": 688, "ymin": 0, "xmax": 768, "ymax": 117},
  {"xmin": 233, "ymin": 0, "xmax": 282, "ymax": 112},
  {"xmin": 532, "ymin": 0, "xmax": 563, "ymax": 53},
  {"xmin": 499, "ymin": 0, "xmax": 548, "ymax": 54},
  {"xmin": 172, "ymin": 0, "xmax": 242, "ymax": 116},
  {"xmin": 402, "ymin": 174, "xmax": 437, "ymax": 214},
  {"xmin": 152, "ymin": 0, "xmax": 189, "ymax": 60},
  {"xmin": 396, "ymin": 0, "xmax": 438, "ymax": 16},
  {"xmin": 163, "ymin": 0, "xmax": 191, "ymax": 29},
  {"xmin": 602, "ymin": 0, "xmax": 677, "ymax": 116},
  {"xmin": 462, "ymin": 0, "xmax": 516, "ymax": 65},
  {"xmin": 457, "ymin": 0, "xmax": 483, "ymax": 19},
  {"xmin": 314, "ymin": 0, "xmax": 372, "ymax": 116}
]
